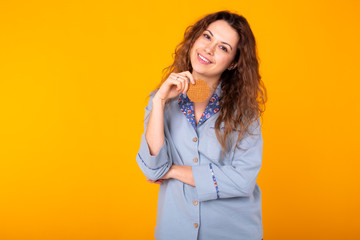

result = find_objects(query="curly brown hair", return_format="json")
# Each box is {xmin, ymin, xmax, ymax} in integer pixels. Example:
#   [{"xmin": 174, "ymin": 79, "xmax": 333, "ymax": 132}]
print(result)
[{"xmin": 158, "ymin": 10, "xmax": 267, "ymax": 158}]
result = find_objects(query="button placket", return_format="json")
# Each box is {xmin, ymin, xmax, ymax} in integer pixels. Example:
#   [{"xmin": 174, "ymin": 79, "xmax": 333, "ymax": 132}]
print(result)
[
  {"xmin": 192, "ymin": 135, "xmax": 200, "ymax": 166},
  {"xmin": 191, "ymin": 134, "xmax": 200, "ymax": 234}
]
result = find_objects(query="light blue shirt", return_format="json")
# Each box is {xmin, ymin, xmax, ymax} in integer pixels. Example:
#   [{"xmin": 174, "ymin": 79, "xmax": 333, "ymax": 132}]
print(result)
[{"xmin": 136, "ymin": 84, "xmax": 263, "ymax": 240}]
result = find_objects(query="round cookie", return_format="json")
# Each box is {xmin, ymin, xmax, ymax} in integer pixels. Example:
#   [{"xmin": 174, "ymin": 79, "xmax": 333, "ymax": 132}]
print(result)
[{"xmin": 187, "ymin": 79, "xmax": 210, "ymax": 102}]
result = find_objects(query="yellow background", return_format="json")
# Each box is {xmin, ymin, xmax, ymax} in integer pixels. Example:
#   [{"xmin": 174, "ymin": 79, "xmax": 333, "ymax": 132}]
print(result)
[{"xmin": 1, "ymin": 0, "xmax": 359, "ymax": 239}]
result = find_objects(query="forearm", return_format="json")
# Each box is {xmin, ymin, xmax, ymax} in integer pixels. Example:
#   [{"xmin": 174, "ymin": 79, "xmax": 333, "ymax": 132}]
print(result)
[
  {"xmin": 168, "ymin": 165, "xmax": 195, "ymax": 187},
  {"xmin": 145, "ymin": 95, "xmax": 166, "ymax": 156}
]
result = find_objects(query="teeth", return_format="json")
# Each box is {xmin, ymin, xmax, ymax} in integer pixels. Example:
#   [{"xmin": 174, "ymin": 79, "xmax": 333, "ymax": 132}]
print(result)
[{"xmin": 199, "ymin": 54, "xmax": 211, "ymax": 63}]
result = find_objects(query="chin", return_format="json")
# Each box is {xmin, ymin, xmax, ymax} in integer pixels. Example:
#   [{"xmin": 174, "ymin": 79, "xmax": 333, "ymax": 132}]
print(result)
[
  {"xmin": 191, "ymin": 63, "xmax": 210, "ymax": 75},
  {"xmin": 192, "ymin": 66, "xmax": 219, "ymax": 79}
]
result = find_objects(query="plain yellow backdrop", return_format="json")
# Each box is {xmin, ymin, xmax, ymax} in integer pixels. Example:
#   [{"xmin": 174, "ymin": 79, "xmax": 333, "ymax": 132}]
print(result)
[{"xmin": 0, "ymin": 0, "xmax": 359, "ymax": 239}]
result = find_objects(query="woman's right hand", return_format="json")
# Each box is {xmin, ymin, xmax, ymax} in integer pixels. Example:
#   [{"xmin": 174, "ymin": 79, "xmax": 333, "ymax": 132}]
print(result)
[{"xmin": 154, "ymin": 71, "xmax": 195, "ymax": 102}]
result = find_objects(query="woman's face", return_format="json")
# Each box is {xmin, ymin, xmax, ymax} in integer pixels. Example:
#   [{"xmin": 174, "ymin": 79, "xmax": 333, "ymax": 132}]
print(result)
[{"xmin": 190, "ymin": 20, "xmax": 239, "ymax": 81}]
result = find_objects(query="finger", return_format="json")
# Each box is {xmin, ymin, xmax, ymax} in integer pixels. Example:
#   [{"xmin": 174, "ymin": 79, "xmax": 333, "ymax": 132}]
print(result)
[
  {"xmin": 181, "ymin": 76, "xmax": 189, "ymax": 94},
  {"xmin": 181, "ymin": 71, "xmax": 195, "ymax": 85},
  {"xmin": 176, "ymin": 75, "xmax": 188, "ymax": 94},
  {"xmin": 175, "ymin": 74, "xmax": 189, "ymax": 94},
  {"xmin": 174, "ymin": 75, "xmax": 185, "ymax": 92},
  {"xmin": 167, "ymin": 75, "xmax": 179, "ymax": 85},
  {"xmin": 166, "ymin": 77, "xmax": 181, "ymax": 93},
  {"xmin": 151, "ymin": 179, "xmax": 163, "ymax": 184},
  {"xmin": 168, "ymin": 78, "xmax": 183, "ymax": 92},
  {"xmin": 146, "ymin": 178, "xmax": 163, "ymax": 184},
  {"xmin": 154, "ymin": 180, "xmax": 163, "ymax": 185},
  {"xmin": 173, "ymin": 74, "xmax": 189, "ymax": 93},
  {"xmin": 169, "ymin": 72, "xmax": 178, "ymax": 80}
]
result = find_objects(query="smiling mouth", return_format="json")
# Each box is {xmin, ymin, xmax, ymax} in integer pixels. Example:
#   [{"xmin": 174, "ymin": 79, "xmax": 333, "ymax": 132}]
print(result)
[{"xmin": 198, "ymin": 53, "xmax": 212, "ymax": 64}]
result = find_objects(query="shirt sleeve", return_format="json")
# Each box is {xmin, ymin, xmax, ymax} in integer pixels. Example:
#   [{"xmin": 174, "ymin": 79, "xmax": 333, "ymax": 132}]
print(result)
[
  {"xmin": 192, "ymin": 118, "xmax": 263, "ymax": 202},
  {"xmin": 136, "ymin": 93, "xmax": 172, "ymax": 180}
]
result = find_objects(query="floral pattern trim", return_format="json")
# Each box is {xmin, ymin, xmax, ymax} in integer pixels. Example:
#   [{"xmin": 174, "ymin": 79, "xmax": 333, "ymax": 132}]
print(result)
[
  {"xmin": 178, "ymin": 93, "xmax": 220, "ymax": 129},
  {"xmin": 209, "ymin": 163, "xmax": 220, "ymax": 199}
]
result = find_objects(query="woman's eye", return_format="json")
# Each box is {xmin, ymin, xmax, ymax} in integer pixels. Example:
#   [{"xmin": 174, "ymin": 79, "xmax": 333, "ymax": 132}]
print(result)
[
  {"xmin": 203, "ymin": 33, "xmax": 211, "ymax": 40},
  {"xmin": 220, "ymin": 46, "xmax": 228, "ymax": 52}
]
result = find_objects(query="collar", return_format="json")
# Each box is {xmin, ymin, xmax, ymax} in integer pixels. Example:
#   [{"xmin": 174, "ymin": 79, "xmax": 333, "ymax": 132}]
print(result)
[{"xmin": 177, "ymin": 82, "xmax": 222, "ymax": 129}]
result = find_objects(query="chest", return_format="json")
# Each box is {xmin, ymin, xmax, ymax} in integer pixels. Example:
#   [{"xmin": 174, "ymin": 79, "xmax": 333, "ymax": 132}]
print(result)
[
  {"xmin": 165, "ymin": 101, "xmax": 234, "ymax": 164},
  {"xmin": 194, "ymin": 102, "xmax": 208, "ymax": 124}
]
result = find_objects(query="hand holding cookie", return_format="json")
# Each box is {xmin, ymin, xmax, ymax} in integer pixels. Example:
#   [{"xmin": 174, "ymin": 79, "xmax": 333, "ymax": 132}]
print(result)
[{"xmin": 155, "ymin": 71, "xmax": 195, "ymax": 102}]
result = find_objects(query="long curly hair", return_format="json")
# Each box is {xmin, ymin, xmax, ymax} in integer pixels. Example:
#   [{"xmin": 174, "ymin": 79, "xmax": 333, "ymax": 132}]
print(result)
[{"xmin": 158, "ymin": 11, "xmax": 267, "ymax": 157}]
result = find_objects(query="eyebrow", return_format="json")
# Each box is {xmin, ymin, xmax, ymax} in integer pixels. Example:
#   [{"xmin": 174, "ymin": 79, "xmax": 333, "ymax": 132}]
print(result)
[{"xmin": 205, "ymin": 30, "xmax": 233, "ymax": 51}]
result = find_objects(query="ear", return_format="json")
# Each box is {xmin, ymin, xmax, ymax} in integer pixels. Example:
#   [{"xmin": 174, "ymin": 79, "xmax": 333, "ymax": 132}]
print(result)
[{"xmin": 227, "ymin": 63, "xmax": 237, "ymax": 70}]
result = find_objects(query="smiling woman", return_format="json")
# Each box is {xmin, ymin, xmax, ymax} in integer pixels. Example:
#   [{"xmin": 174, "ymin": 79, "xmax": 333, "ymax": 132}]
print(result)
[
  {"xmin": 136, "ymin": 10, "xmax": 267, "ymax": 240},
  {"xmin": 190, "ymin": 21, "xmax": 239, "ymax": 80}
]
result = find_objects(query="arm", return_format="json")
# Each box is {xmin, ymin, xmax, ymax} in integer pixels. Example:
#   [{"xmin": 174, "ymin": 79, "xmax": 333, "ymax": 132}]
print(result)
[
  {"xmin": 156, "ymin": 119, "xmax": 262, "ymax": 196},
  {"xmin": 192, "ymin": 118, "xmax": 263, "ymax": 202},
  {"xmin": 136, "ymin": 72, "xmax": 195, "ymax": 180},
  {"xmin": 146, "ymin": 71, "xmax": 194, "ymax": 155},
  {"xmin": 136, "ymin": 94, "xmax": 172, "ymax": 180},
  {"xmin": 161, "ymin": 165, "xmax": 195, "ymax": 186},
  {"xmin": 145, "ymin": 95, "xmax": 165, "ymax": 156}
]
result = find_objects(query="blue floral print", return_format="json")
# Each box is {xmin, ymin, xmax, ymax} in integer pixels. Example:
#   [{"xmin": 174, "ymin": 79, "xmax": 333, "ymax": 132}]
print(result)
[{"xmin": 178, "ymin": 93, "xmax": 220, "ymax": 129}]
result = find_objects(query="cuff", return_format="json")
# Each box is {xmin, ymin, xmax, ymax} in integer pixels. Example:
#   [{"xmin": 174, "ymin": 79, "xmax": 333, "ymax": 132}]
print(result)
[
  {"xmin": 192, "ymin": 163, "xmax": 219, "ymax": 202},
  {"xmin": 138, "ymin": 133, "xmax": 169, "ymax": 170}
]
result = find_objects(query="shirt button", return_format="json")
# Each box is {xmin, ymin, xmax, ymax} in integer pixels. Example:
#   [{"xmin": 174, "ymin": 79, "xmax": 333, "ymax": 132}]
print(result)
[
  {"xmin": 193, "ymin": 158, "xmax": 198, "ymax": 163},
  {"xmin": 193, "ymin": 200, "xmax": 198, "ymax": 206},
  {"xmin": 193, "ymin": 137, "xmax": 198, "ymax": 142},
  {"xmin": 194, "ymin": 223, "xmax": 199, "ymax": 228}
]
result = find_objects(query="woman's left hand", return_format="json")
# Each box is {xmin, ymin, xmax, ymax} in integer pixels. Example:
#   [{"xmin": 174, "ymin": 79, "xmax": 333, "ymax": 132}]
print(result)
[
  {"xmin": 146, "ymin": 178, "xmax": 164, "ymax": 185},
  {"xmin": 146, "ymin": 165, "xmax": 194, "ymax": 186}
]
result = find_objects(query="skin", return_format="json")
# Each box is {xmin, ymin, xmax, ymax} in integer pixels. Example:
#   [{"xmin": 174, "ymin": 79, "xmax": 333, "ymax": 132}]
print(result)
[{"xmin": 145, "ymin": 20, "xmax": 240, "ymax": 186}]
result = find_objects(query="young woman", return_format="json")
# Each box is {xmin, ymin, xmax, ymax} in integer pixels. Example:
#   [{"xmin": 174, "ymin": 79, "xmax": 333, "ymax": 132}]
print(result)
[{"xmin": 136, "ymin": 10, "xmax": 267, "ymax": 240}]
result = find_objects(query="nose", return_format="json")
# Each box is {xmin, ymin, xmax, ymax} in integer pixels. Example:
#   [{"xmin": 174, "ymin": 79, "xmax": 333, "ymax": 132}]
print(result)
[{"xmin": 204, "ymin": 42, "xmax": 216, "ymax": 55}]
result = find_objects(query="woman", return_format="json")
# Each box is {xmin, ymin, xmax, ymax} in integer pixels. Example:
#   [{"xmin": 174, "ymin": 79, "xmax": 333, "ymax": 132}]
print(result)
[{"xmin": 136, "ymin": 10, "xmax": 267, "ymax": 240}]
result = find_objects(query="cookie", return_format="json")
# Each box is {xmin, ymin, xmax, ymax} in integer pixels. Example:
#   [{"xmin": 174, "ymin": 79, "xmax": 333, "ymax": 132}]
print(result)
[{"xmin": 187, "ymin": 79, "xmax": 210, "ymax": 103}]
